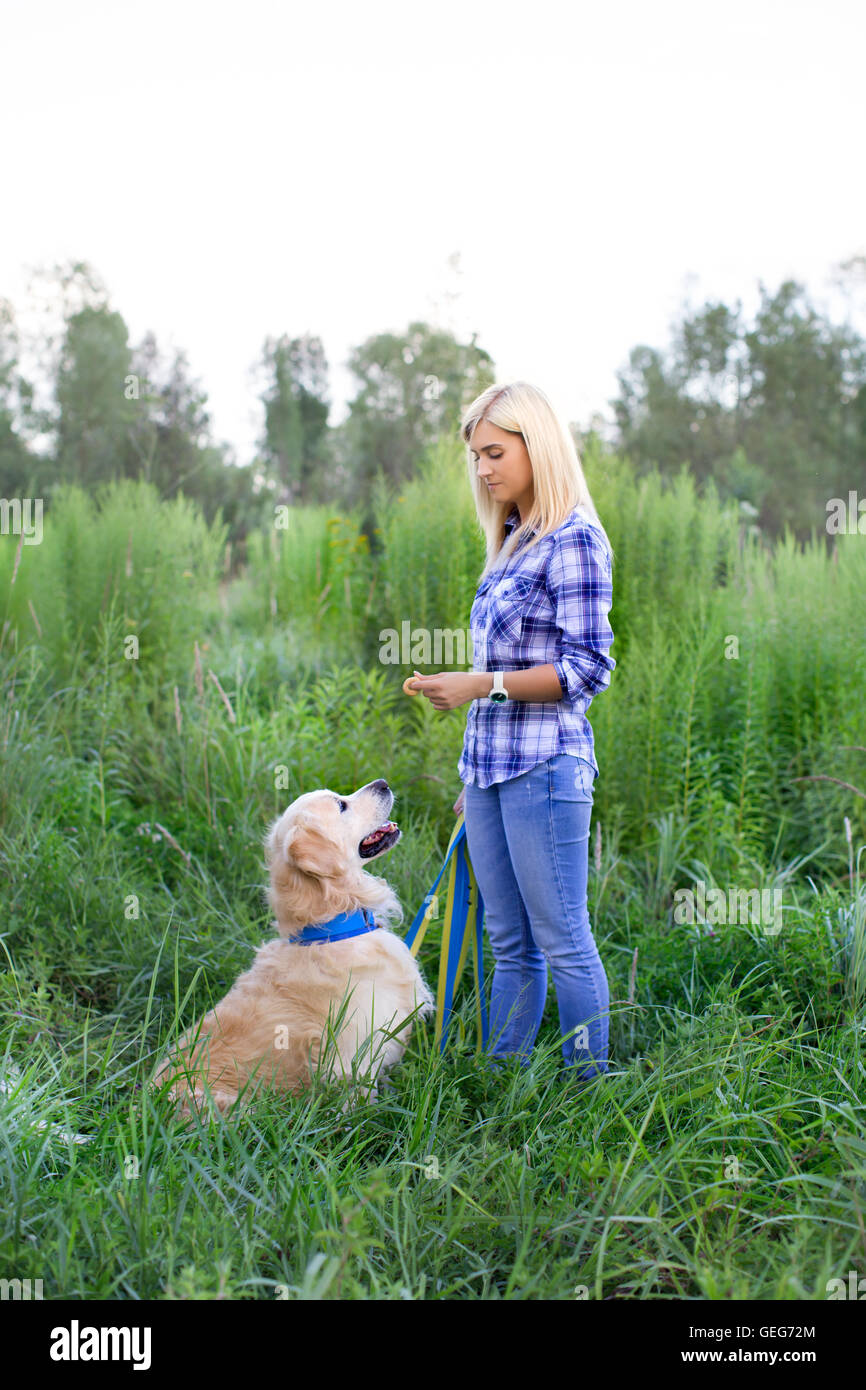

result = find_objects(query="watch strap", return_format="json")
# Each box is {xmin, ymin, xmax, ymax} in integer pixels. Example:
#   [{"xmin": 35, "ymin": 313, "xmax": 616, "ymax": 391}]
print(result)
[{"xmin": 489, "ymin": 671, "xmax": 509, "ymax": 703}]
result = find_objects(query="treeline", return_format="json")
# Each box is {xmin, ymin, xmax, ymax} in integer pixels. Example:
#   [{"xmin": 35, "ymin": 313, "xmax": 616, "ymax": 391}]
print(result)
[
  {"xmin": 1, "ymin": 258, "xmax": 864, "ymax": 546},
  {"xmin": 611, "ymin": 270, "xmax": 866, "ymax": 536}
]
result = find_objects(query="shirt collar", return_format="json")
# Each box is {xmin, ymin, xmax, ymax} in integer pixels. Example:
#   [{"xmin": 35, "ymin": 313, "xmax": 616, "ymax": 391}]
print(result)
[
  {"xmin": 504, "ymin": 505, "xmax": 536, "ymax": 536},
  {"xmin": 504, "ymin": 504, "xmax": 594, "ymax": 537}
]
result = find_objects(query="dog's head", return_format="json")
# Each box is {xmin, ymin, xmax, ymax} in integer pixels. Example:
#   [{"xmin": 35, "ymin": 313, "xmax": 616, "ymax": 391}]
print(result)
[{"xmin": 263, "ymin": 779, "xmax": 403, "ymax": 934}]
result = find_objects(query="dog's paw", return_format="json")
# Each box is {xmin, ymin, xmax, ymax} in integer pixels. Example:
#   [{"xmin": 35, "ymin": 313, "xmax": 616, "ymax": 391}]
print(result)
[{"xmin": 157, "ymin": 1081, "xmax": 239, "ymax": 1122}]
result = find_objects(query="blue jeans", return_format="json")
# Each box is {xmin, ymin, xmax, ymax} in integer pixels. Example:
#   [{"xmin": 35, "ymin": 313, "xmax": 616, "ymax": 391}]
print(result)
[{"xmin": 463, "ymin": 753, "xmax": 609, "ymax": 1079}]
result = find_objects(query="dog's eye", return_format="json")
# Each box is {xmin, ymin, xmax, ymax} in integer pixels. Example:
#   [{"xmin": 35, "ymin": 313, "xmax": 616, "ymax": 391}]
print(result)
[{"xmin": 338, "ymin": 799, "xmax": 348, "ymax": 812}]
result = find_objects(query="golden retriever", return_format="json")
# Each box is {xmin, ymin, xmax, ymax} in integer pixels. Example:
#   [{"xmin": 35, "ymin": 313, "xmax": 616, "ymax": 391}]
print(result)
[{"xmin": 153, "ymin": 779, "xmax": 434, "ymax": 1116}]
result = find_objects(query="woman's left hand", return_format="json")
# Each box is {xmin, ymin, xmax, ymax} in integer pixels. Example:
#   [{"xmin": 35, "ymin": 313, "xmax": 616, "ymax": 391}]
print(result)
[{"xmin": 408, "ymin": 670, "xmax": 478, "ymax": 711}]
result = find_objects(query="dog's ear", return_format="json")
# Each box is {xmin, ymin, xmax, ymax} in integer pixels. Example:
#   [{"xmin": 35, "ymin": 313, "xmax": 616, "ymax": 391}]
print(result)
[
  {"xmin": 284, "ymin": 820, "xmax": 343, "ymax": 879},
  {"xmin": 263, "ymin": 819, "xmax": 283, "ymax": 866}
]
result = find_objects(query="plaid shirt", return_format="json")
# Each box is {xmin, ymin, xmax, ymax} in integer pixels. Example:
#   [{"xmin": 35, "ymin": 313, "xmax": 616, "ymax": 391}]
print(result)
[{"xmin": 458, "ymin": 504, "xmax": 615, "ymax": 788}]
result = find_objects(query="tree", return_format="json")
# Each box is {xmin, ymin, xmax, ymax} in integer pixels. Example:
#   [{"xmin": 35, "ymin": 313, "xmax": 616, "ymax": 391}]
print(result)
[
  {"xmin": 610, "ymin": 279, "xmax": 866, "ymax": 537},
  {"xmin": 54, "ymin": 304, "xmax": 139, "ymax": 489},
  {"xmin": 742, "ymin": 280, "xmax": 865, "ymax": 530},
  {"xmin": 337, "ymin": 321, "xmax": 495, "ymax": 496},
  {"xmin": 0, "ymin": 298, "xmax": 40, "ymax": 497},
  {"xmin": 255, "ymin": 334, "xmax": 331, "ymax": 505},
  {"xmin": 126, "ymin": 332, "xmax": 262, "ymax": 544}
]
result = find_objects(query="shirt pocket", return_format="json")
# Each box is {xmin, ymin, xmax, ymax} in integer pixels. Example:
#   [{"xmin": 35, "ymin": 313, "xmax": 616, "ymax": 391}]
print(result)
[{"xmin": 487, "ymin": 573, "xmax": 537, "ymax": 644}]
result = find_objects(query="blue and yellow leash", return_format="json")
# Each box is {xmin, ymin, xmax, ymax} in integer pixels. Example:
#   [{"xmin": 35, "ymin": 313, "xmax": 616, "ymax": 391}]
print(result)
[
  {"xmin": 402, "ymin": 811, "xmax": 489, "ymax": 1053},
  {"xmin": 401, "ymin": 671, "xmax": 490, "ymax": 1052}
]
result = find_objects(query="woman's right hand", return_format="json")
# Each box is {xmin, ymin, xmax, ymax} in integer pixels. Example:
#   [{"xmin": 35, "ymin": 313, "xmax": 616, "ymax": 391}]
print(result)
[{"xmin": 453, "ymin": 786, "xmax": 465, "ymax": 816}]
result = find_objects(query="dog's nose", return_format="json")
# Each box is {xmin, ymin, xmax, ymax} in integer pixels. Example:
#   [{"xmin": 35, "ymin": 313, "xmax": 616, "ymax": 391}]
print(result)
[{"xmin": 371, "ymin": 779, "xmax": 390, "ymax": 794}]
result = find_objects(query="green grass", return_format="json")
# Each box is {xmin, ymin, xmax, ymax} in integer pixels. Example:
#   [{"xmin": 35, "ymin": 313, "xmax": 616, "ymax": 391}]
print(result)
[
  {"xmin": 3, "ymin": 1002, "xmax": 865, "ymax": 1299},
  {"xmin": 1, "ymin": 452, "xmax": 865, "ymax": 1300}
]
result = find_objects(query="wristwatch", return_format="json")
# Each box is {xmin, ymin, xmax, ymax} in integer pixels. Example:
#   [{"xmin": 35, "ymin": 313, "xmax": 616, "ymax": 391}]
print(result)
[{"xmin": 489, "ymin": 671, "xmax": 510, "ymax": 704}]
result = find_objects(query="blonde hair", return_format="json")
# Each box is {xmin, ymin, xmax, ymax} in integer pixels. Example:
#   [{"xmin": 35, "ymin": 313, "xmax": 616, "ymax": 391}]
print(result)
[{"xmin": 460, "ymin": 380, "xmax": 613, "ymax": 582}]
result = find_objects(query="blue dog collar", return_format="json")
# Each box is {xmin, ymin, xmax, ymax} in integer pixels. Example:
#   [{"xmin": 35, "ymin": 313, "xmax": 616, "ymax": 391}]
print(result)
[{"xmin": 292, "ymin": 907, "xmax": 378, "ymax": 945}]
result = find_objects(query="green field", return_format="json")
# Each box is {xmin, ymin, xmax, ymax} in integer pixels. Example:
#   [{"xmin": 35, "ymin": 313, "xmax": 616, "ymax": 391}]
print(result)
[{"xmin": 1, "ymin": 438, "xmax": 865, "ymax": 1300}]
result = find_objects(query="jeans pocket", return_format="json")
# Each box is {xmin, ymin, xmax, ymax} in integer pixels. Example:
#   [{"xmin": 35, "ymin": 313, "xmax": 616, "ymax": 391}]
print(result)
[{"xmin": 549, "ymin": 754, "xmax": 595, "ymax": 802}]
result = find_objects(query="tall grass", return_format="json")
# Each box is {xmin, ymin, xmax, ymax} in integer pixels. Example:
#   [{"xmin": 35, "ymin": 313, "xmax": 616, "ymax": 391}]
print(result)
[
  {"xmin": 1, "ymin": 445, "xmax": 864, "ymax": 1299},
  {"xmin": 0, "ymin": 478, "xmax": 226, "ymax": 694},
  {"xmin": 241, "ymin": 505, "xmax": 375, "ymax": 670}
]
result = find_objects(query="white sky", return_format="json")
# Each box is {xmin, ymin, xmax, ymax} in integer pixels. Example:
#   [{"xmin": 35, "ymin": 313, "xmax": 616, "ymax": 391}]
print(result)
[{"xmin": 2, "ymin": 0, "xmax": 865, "ymax": 464}]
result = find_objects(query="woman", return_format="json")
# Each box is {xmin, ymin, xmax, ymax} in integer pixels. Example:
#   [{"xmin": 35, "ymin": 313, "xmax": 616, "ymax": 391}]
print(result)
[{"xmin": 410, "ymin": 381, "xmax": 615, "ymax": 1081}]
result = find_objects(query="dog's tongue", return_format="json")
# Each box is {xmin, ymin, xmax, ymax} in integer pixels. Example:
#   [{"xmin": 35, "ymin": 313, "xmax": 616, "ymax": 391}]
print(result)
[{"xmin": 360, "ymin": 820, "xmax": 397, "ymax": 848}]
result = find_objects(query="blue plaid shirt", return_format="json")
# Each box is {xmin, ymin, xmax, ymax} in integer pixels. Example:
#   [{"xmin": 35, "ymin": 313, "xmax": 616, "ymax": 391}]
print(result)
[{"xmin": 458, "ymin": 504, "xmax": 615, "ymax": 788}]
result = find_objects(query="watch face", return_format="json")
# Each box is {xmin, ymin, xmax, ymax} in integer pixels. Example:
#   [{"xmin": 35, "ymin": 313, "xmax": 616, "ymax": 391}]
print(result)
[{"xmin": 490, "ymin": 690, "xmax": 508, "ymax": 703}]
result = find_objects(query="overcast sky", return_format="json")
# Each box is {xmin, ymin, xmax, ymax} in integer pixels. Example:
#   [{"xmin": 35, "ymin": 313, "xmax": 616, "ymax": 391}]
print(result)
[{"xmin": 3, "ymin": 0, "xmax": 864, "ymax": 464}]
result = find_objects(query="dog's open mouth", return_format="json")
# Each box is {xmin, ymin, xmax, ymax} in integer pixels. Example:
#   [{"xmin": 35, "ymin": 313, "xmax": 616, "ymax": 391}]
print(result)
[{"xmin": 358, "ymin": 820, "xmax": 400, "ymax": 859}]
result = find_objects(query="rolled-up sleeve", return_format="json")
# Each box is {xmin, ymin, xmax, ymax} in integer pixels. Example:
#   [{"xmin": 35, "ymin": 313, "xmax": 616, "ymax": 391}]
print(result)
[{"xmin": 545, "ymin": 526, "xmax": 616, "ymax": 704}]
